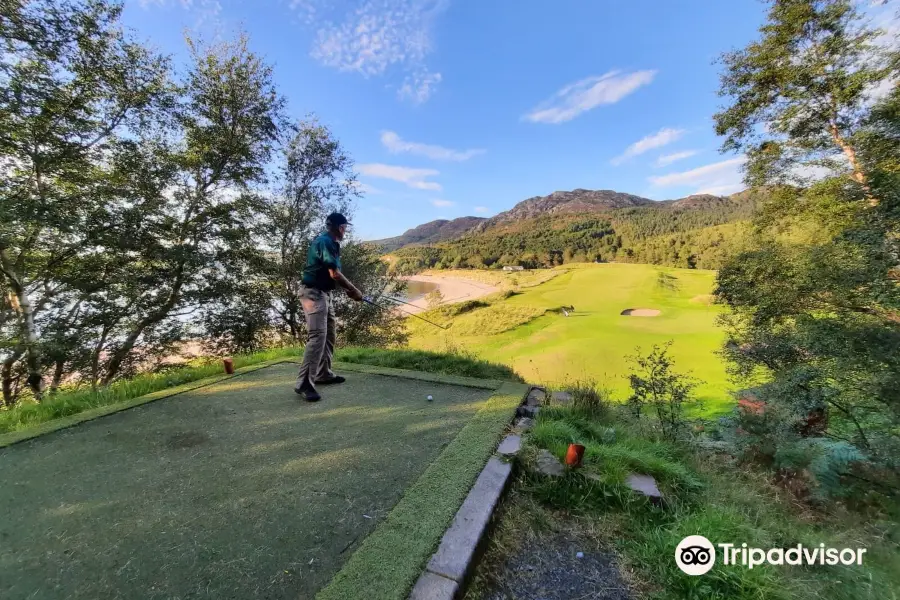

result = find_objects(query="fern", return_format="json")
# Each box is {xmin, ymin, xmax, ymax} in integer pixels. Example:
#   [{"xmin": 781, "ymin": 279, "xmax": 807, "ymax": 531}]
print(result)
[{"xmin": 806, "ymin": 439, "xmax": 865, "ymax": 499}]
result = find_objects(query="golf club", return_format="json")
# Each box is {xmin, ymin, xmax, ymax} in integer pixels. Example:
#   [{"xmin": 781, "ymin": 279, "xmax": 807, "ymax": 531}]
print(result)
[
  {"xmin": 383, "ymin": 295, "xmax": 429, "ymax": 310},
  {"xmin": 363, "ymin": 297, "xmax": 450, "ymax": 330}
]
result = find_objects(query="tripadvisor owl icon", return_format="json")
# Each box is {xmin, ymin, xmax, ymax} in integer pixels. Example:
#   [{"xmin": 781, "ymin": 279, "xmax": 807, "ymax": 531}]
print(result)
[{"xmin": 676, "ymin": 535, "xmax": 716, "ymax": 576}]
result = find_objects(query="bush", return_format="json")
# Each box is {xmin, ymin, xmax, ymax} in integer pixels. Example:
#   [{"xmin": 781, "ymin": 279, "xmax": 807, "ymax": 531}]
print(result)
[
  {"xmin": 425, "ymin": 289, "xmax": 444, "ymax": 309},
  {"xmin": 440, "ymin": 300, "xmax": 489, "ymax": 317},
  {"xmin": 627, "ymin": 342, "xmax": 697, "ymax": 442}
]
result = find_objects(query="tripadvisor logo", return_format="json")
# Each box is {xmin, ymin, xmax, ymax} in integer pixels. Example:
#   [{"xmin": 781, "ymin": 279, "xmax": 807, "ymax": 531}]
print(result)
[
  {"xmin": 676, "ymin": 536, "xmax": 716, "ymax": 576},
  {"xmin": 676, "ymin": 536, "xmax": 868, "ymax": 576}
]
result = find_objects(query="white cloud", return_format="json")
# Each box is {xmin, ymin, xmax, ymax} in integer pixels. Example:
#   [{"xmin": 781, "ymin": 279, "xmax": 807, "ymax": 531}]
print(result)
[
  {"xmin": 430, "ymin": 199, "xmax": 454, "ymax": 207},
  {"xmin": 695, "ymin": 183, "xmax": 745, "ymax": 196},
  {"xmin": 398, "ymin": 70, "xmax": 443, "ymax": 104},
  {"xmin": 358, "ymin": 163, "xmax": 441, "ymax": 190},
  {"xmin": 301, "ymin": 0, "xmax": 448, "ymax": 103},
  {"xmin": 381, "ymin": 131, "xmax": 485, "ymax": 161},
  {"xmin": 474, "ymin": 206, "xmax": 489, "ymax": 214},
  {"xmin": 523, "ymin": 70, "xmax": 657, "ymax": 124},
  {"xmin": 866, "ymin": 77, "xmax": 897, "ymax": 104},
  {"xmin": 655, "ymin": 149, "xmax": 699, "ymax": 167},
  {"xmin": 138, "ymin": 0, "xmax": 222, "ymax": 28},
  {"xmin": 352, "ymin": 181, "xmax": 382, "ymax": 195},
  {"xmin": 611, "ymin": 128, "xmax": 685, "ymax": 165},
  {"xmin": 649, "ymin": 156, "xmax": 747, "ymax": 195}
]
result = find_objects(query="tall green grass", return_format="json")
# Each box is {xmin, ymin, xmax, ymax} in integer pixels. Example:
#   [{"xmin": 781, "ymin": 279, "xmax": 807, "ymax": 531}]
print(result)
[
  {"xmin": 0, "ymin": 347, "xmax": 303, "ymax": 434},
  {"xmin": 523, "ymin": 407, "xmax": 900, "ymax": 599},
  {"xmin": 335, "ymin": 347, "xmax": 522, "ymax": 382}
]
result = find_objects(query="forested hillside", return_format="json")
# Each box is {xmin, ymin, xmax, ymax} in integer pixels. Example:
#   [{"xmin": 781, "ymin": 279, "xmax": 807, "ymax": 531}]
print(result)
[
  {"xmin": 388, "ymin": 191, "xmax": 757, "ymax": 272},
  {"xmin": 372, "ymin": 216, "xmax": 486, "ymax": 252}
]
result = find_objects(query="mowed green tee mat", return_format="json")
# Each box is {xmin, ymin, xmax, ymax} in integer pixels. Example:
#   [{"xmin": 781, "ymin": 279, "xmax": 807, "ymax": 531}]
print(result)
[{"xmin": 0, "ymin": 362, "xmax": 518, "ymax": 600}]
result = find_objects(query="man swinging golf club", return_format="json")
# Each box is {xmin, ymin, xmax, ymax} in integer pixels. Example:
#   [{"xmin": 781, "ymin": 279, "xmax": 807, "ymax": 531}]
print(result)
[{"xmin": 295, "ymin": 212, "xmax": 364, "ymax": 402}]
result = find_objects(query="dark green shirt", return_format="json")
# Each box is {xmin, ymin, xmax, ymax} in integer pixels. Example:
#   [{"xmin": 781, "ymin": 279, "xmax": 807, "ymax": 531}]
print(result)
[{"xmin": 302, "ymin": 232, "xmax": 342, "ymax": 291}]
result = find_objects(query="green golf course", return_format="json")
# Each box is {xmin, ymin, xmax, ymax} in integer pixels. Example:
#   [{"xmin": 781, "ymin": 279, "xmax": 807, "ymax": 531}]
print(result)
[{"xmin": 406, "ymin": 263, "xmax": 733, "ymax": 415}]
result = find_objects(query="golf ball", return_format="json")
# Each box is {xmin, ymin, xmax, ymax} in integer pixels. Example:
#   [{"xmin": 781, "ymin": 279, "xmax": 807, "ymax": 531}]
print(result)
[{"xmin": 427, "ymin": 395, "xmax": 434, "ymax": 401}]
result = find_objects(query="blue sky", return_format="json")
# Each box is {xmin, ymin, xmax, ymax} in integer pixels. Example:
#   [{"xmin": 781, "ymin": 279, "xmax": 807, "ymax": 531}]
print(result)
[{"xmin": 125, "ymin": 0, "xmax": 771, "ymax": 240}]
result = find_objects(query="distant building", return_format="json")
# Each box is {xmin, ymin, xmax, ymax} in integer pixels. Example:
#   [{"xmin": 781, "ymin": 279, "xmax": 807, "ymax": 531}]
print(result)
[{"xmin": 503, "ymin": 265, "xmax": 525, "ymax": 272}]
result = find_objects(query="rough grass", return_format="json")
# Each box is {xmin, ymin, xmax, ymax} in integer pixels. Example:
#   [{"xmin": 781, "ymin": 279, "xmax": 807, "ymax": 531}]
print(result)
[
  {"xmin": 406, "ymin": 263, "xmax": 732, "ymax": 415},
  {"xmin": 317, "ymin": 381, "xmax": 528, "ymax": 600},
  {"xmin": 494, "ymin": 407, "xmax": 900, "ymax": 600},
  {"xmin": 336, "ymin": 347, "xmax": 522, "ymax": 382},
  {"xmin": 0, "ymin": 347, "xmax": 301, "ymax": 434}
]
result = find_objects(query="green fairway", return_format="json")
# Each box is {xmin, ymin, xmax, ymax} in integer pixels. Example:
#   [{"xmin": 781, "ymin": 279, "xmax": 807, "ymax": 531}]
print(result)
[
  {"xmin": 407, "ymin": 263, "xmax": 733, "ymax": 414},
  {"xmin": 0, "ymin": 363, "xmax": 512, "ymax": 600}
]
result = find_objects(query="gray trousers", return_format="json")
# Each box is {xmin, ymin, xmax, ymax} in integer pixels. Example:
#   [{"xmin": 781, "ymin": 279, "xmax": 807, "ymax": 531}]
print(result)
[{"xmin": 297, "ymin": 286, "xmax": 337, "ymax": 387}]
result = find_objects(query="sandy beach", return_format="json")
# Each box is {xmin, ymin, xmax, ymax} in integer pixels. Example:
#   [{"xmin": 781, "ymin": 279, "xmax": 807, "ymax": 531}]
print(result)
[{"xmin": 403, "ymin": 274, "xmax": 499, "ymax": 314}]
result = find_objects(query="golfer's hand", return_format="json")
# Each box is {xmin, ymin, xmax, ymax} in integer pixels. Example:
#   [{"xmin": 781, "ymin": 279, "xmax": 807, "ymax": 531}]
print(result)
[{"xmin": 348, "ymin": 287, "xmax": 364, "ymax": 302}]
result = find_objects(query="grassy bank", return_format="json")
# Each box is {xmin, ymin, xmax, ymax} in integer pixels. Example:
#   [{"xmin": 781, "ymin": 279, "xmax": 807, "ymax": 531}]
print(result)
[
  {"xmin": 471, "ymin": 404, "xmax": 900, "ymax": 599},
  {"xmin": 406, "ymin": 263, "xmax": 731, "ymax": 415},
  {"xmin": 0, "ymin": 347, "xmax": 521, "ymax": 435}
]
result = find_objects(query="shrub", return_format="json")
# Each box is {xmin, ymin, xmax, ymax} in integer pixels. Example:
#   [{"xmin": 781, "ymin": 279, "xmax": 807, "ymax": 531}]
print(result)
[
  {"xmin": 627, "ymin": 342, "xmax": 697, "ymax": 442},
  {"xmin": 440, "ymin": 300, "xmax": 488, "ymax": 317},
  {"xmin": 425, "ymin": 288, "xmax": 445, "ymax": 309}
]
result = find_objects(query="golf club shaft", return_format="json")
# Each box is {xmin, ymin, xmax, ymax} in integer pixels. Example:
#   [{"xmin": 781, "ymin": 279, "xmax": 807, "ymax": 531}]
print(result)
[
  {"xmin": 364, "ymin": 298, "xmax": 448, "ymax": 330},
  {"xmin": 383, "ymin": 295, "xmax": 426, "ymax": 310}
]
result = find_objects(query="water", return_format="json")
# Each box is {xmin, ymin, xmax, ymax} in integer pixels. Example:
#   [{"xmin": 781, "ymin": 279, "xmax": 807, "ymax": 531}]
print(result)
[{"xmin": 404, "ymin": 280, "xmax": 439, "ymax": 301}]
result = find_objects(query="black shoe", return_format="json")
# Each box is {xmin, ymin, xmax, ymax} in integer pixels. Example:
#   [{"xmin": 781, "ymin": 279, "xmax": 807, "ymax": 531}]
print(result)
[
  {"xmin": 316, "ymin": 375, "xmax": 346, "ymax": 385},
  {"xmin": 294, "ymin": 382, "xmax": 322, "ymax": 402}
]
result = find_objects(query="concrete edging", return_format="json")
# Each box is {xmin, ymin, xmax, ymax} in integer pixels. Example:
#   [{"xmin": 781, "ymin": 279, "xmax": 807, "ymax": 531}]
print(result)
[{"xmin": 408, "ymin": 386, "xmax": 542, "ymax": 600}]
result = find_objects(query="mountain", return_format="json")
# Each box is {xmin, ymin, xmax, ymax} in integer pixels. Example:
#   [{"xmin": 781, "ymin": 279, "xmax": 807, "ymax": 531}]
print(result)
[
  {"xmin": 377, "ymin": 189, "xmax": 751, "ymax": 253},
  {"xmin": 386, "ymin": 188, "xmax": 759, "ymax": 272},
  {"xmin": 372, "ymin": 216, "xmax": 487, "ymax": 252},
  {"xmin": 477, "ymin": 189, "xmax": 655, "ymax": 230}
]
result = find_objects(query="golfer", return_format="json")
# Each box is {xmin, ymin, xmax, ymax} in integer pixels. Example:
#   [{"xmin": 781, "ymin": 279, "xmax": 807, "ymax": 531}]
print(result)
[{"xmin": 295, "ymin": 213, "xmax": 364, "ymax": 402}]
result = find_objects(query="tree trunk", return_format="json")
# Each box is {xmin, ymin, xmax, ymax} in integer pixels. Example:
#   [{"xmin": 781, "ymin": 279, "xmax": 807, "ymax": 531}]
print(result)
[
  {"xmin": 1, "ymin": 251, "xmax": 43, "ymax": 400},
  {"xmin": 2, "ymin": 349, "xmax": 23, "ymax": 407},
  {"xmin": 13, "ymin": 287, "xmax": 42, "ymax": 401},
  {"xmin": 49, "ymin": 358, "xmax": 65, "ymax": 395},
  {"xmin": 101, "ymin": 275, "xmax": 184, "ymax": 386},
  {"xmin": 90, "ymin": 324, "xmax": 112, "ymax": 390},
  {"xmin": 829, "ymin": 122, "xmax": 875, "ymax": 205}
]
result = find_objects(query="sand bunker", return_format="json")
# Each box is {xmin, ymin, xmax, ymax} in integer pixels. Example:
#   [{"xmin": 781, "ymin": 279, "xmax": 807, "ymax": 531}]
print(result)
[
  {"xmin": 690, "ymin": 294, "xmax": 715, "ymax": 304},
  {"xmin": 621, "ymin": 308, "xmax": 661, "ymax": 317}
]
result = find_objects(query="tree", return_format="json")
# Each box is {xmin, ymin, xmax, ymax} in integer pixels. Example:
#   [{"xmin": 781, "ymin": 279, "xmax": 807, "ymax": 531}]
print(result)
[
  {"xmin": 201, "ymin": 283, "xmax": 275, "ymax": 355},
  {"xmin": 86, "ymin": 34, "xmax": 286, "ymax": 385},
  {"xmin": 0, "ymin": 1, "xmax": 405, "ymax": 402},
  {"xmin": 257, "ymin": 119, "xmax": 356, "ymax": 341},
  {"xmin": 335, "ymin": 242, "xmax": 407, "ymax": 348},
  {"xmin": 0, "ymin": 0, "xmax": 170, "ymax": 398},
  {"xmin": 425, "ymin": 288, "xmax": 444, "ymax": 309},
  {"xmin": 237, "ymin": 118, "xmax": 406, "ymax": 349},
  {"xmin": 714, "ymin": 0, "xmax": 895, "ymax": 197},
  {"xmin": 714, "ymin": 0, "xmax": 900, "ymax": 492}
]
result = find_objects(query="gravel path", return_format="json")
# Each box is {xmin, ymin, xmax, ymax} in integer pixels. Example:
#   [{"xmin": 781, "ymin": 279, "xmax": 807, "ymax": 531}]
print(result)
[{"xmin": 477, "ymin": 531, "xmax": 631, "ymax": 600}]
